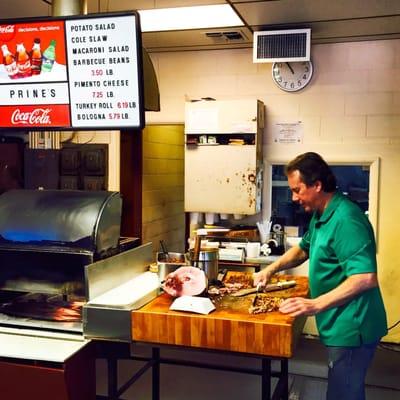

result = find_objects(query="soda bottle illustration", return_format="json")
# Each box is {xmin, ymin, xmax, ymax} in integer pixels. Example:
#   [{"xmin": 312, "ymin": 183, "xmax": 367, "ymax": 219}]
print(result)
[
  {"xmin": 30, "ymin": 38, "xmax": 42, "ymax": 75},
  {"xmin": 16, "ymin": 43, "xmax": 32, "ymax": 78},
  {"xmin": 41, "ymin": 39, "xmax": 56, "ymax": 73},
  {"xmin": 1, "ymin": 44, "xmax": 18, "ymax": 79}
]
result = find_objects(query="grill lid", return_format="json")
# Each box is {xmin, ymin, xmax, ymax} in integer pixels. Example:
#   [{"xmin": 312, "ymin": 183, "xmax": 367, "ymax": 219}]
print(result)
[{"xmin": 0, "ymin": 189, "xmax": 122, "ymax": 256}]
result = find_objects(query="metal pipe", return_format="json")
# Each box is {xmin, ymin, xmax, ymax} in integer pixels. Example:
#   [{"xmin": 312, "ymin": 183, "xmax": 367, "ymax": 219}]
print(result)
[{"xmin": 51, "ymin": 0, "xmax": 87, "ymax": 16}]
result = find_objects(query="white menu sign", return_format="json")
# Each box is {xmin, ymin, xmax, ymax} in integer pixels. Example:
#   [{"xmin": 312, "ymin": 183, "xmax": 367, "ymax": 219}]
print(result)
[{"xmin": 65, "ymin": 14, "xmax": 142, "ymax": 128}]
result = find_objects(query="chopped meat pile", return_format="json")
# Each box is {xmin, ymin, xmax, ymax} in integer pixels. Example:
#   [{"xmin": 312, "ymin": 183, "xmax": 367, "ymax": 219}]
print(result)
[
  {"xmin": 163, "ymin": 266, "xmax": 207, "ymax": 297},
  {"xmin": 211, "ymin": 282, "xmax": 246, "ymax": 295},
  {"xmin": 209, "ymin": 273, "xmax": 253, "ymax": 297},
  {"xmin": 249, "ymin": 296, "xmax": 283, "ymax": 314}
]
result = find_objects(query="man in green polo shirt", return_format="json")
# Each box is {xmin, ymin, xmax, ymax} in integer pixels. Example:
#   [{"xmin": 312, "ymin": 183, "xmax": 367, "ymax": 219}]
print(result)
[{"xmin": 254, "ymin": 152, "xmax": 387, "ymax": 400}]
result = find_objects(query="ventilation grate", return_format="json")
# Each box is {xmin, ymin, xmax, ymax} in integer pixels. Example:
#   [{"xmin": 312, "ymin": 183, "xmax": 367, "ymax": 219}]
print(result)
[
  {"xmin": 223, "ymin": 31, "xmax": 244, "ymax": 40},
  {"xmin": 253, "ymin": 29, "xmax": 311, "ymax": 63},
  {"xmin": 205, "ymin": 30, "xmax": 246, "ymax": 42}
]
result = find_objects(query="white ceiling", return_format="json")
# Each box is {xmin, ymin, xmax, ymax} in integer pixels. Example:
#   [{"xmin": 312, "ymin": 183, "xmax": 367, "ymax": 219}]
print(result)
[{"xmin": 0, "ymin": 0, "xmax": 400, "ymax": 52}]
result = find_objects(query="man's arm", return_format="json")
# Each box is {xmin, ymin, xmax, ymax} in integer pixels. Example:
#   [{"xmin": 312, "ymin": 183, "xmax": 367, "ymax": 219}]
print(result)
[
  {"xmin": 253, "ymin": 245, "xmax": 308, "ymax": 286},
  {"xmin": 279, "ymin": 272, "xmax": 378, "ymax": 316}
]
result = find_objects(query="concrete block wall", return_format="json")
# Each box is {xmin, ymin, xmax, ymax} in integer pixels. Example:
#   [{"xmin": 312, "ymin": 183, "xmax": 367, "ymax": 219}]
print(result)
[
  {"xmin": 142, "ymin": 125, "xmax": 185, "ymax": 256},
  {"xmin": 144, "ymin": 39, "xmax": 400, "ymax": 343}
]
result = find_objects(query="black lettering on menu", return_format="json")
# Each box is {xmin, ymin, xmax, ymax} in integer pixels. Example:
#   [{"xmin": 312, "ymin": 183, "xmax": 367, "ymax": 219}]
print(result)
[
  {"xmin": 9, "ymin": 88, "xmax": 56, "ymax": 99},
  {"xmin": 73, "ymin": 47, "xmax": 105, "ymax": 55},
  {"xmin": 95, "ymin": 23, "xmax": 115, "ymax": 30},
  {"xmin": 108, "ymin": 56, "xmax": 130, "ymax": 64},
  {"xmin": 98, "ymin": 103, "xmax": 113, "ymax": 109},
  {"xmin": 89, "ymin": 35, "xmax": 107, "ymax": 43},
  {"xmin": 74, "ymin": 81, "xmax": 101, "ymax": 87},
  {"xmin": 70, "ymin": 24, "xmax": 93, "ymax": 32},
  {"xmin": 76, "ymin": 103, "xmax": 97, "ymax": 109},
  {"xmin": 103, "ymin": 80, "xmax": 129, "ymax": 87},
  {"xmin": 73, "ymin": 58, "xmax": 106, "ymax": 66},
  {"xmin": 108, "ymin": 45, "xmax": 129, "ymax": 52},
  {"xmin": 77, "ymin": 113, "xmax": 106, "ymax": 120}
]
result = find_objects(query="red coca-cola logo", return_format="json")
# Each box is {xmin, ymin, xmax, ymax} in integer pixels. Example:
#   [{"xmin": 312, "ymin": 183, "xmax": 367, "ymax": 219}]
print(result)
[
  {"xmin": 0, "ymin": 25, "xmax": 16, "ymax": 42},
  {"xmin": 11, "ymin": 108, "xmax": 52, "ymax": 125}
]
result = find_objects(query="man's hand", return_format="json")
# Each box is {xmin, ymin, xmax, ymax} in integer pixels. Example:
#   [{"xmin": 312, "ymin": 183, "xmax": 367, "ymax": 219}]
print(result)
[
  {"xmin": 279, "ymin": 297, "xmax": 320, "ymax": 317},
  {"xmin": 253, "ymin": 245, "xmax": 308, "ymax": 287},
  {"xmin": 279, "ymin": 273, "xmax": 378, "ymax": 317},
  {"xmin": 253, "ymin": 267, "xmax": 274, "ymax": 287}
]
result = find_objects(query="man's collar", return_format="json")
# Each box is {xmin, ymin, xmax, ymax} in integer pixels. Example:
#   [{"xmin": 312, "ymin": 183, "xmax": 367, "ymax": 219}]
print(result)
[{"xmin": 315, "ymin": 191, "xmax": 342, "ymax": 224}]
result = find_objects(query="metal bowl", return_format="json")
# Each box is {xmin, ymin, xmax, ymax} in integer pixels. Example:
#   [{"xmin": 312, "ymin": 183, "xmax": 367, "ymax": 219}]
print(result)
[{"xmin": 156, "ymin": 252, "xmax": 188, "ymax": 281}]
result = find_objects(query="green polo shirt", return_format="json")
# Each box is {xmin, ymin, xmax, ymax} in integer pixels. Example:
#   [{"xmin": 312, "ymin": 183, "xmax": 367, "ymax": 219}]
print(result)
[{"xmin": 299, "ymin": 192, "xmax": 387, "ymax": 346}]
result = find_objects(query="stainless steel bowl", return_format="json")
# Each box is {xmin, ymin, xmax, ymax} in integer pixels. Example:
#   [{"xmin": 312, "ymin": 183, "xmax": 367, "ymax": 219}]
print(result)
[{"xmin": 156, "ymin": 252, "xmax": 188, "ymax": 281}]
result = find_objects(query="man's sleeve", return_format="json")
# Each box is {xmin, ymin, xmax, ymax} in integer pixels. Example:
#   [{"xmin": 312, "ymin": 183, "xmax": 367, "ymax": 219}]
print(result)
[
  {"xmin": 334, "ymin": 217, "xmax": 377, "ymax": 275},
  {"xmin": 299, "ymin": 229, "xmax": 311, "ymax": 254}
]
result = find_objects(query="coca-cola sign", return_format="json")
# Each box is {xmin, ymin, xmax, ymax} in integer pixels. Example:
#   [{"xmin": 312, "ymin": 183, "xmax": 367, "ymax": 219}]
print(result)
[
  {"xmin": 1, "ymin": 104, "xmax": 70, "ymax": 128},
  {"xmin": 0, "ymin": 25, "xmax": 14, "ymax": 33},
  {"xmin": 11, "ymin": 108, "xmax": 52, "ymax": 125},
  {"xmin": 0, "ymin": 24, "xmax": 16, "ymax": 41}
]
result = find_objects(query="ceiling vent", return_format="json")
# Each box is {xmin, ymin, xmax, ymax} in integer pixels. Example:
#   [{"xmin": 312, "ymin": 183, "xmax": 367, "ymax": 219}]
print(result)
[
  {"xmin": 253, "ymin": 29, "xmax": 311, "ymax": 63},
  {"xmin": 205, "ymin": 30, "xmax": 247, "ymax": 42}
]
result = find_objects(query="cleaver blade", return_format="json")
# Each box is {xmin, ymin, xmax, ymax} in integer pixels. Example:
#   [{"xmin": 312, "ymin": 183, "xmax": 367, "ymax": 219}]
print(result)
[{"xmin": 230, "ymin": 280, "xmax": 296, "ymax": 297}]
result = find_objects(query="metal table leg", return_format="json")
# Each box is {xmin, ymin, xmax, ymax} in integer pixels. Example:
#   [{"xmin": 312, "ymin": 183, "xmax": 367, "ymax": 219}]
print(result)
[
  {"xmin": 152, "ymin": 347, "xmax": 160, "ymax": 400},
  {"xmin": 280, "ymin": 359, "xmax": 289, "ymax": 400},
  {"xmin": 104, "ymin": 343, "xmax": 290, "ymax": 400},
  {"xmin": 261, "ymin": 358, "xmax": 271, "ymax": 400},
  {"xmin": 107, "ymin": 357, "xmax": 118, "ymax": 400}
]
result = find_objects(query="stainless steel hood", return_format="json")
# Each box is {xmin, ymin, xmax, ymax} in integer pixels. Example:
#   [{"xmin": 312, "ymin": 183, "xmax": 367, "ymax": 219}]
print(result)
[{"xmin": 0, "ymin": 0, "xmax": 399, "ymax": 52}]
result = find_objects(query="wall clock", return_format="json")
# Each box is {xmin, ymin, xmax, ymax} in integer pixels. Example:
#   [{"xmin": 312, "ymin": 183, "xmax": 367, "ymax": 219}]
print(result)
[{"xmin": 272, "ymin": 61, "xmax": 313, "ymax": 92}]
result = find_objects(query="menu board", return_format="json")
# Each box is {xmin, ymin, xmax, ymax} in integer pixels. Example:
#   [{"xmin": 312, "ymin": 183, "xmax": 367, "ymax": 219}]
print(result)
[{"xmin": 0, "ymin": 12, "xmax": 144, "ymax": 130}]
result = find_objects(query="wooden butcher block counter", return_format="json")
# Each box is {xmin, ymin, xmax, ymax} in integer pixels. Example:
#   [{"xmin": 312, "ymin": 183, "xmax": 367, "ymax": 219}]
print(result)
[{"xmin": 132, "ymin": 272, "xmax": 309, "ymax": 358}]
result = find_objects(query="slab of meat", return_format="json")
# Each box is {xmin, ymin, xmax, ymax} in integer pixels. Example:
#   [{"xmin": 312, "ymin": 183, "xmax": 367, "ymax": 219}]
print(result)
[{"xmin": 163, "ymin": 266, "xmax": 207, "ymax": 297}]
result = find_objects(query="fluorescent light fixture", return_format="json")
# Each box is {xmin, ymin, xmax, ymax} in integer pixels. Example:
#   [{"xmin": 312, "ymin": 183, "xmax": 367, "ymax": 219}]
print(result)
[{"xmin": 139, "ymin": 4, "xmax": 244, "ymax": 32}]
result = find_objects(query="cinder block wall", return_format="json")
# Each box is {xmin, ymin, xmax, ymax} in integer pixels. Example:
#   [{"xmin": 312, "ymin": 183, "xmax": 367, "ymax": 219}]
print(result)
[
  {"xmin": 145, "ymin": 39, "xmax": 400, "ymax": 343},
  {"xmin": 142, "ymin": 125, "xmax": 185, "ymax": 257}
]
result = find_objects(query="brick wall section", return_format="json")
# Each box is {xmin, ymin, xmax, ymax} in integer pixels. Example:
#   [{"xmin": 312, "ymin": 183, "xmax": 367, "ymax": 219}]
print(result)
[{"xmin": 142, "ymin": 125, "xmax": 185, "ymax": 257}]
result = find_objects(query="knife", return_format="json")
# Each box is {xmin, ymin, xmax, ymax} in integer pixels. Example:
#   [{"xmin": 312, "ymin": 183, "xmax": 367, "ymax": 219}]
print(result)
[
  {"xmin": 252, "ymin": 282, "xmax": 262, "ymax": 307},
  {"xmin": 230, "ymin": 280, "xmax": 297, "ymax": 297}
]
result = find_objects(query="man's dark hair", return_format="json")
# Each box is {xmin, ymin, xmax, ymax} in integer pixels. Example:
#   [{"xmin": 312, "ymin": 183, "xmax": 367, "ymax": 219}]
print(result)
[{"xmin": 285, "ymin": 152, "xmax": 337, "ymax": 192}]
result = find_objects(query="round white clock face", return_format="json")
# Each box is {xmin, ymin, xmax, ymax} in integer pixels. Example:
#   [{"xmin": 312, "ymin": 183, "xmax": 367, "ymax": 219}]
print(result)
[{"xmin": 272, "ymin": 61, "xmax": 313, "ymax": 92}]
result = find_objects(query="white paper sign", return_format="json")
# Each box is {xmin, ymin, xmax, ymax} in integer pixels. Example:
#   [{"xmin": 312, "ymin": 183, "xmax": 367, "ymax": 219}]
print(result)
[{"xmin": 272, "ymin": 121, "xmax": 303, "ymax": 144}]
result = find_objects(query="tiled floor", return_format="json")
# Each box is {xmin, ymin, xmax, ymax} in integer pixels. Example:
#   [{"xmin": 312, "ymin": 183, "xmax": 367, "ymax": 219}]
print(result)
[
  {"xmin": 96, "ymin": 338, "xmax": 400, "ymax": 399},
  {"xmin": 289, "ymin": 375, "xmax": 399, "ymax": 400}
]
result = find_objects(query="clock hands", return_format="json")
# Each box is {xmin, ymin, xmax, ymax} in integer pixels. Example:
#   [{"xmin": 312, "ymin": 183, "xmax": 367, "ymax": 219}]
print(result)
[{"xmin": 286, "ymin": 62, "xmax": 294, "ymax": 74}]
